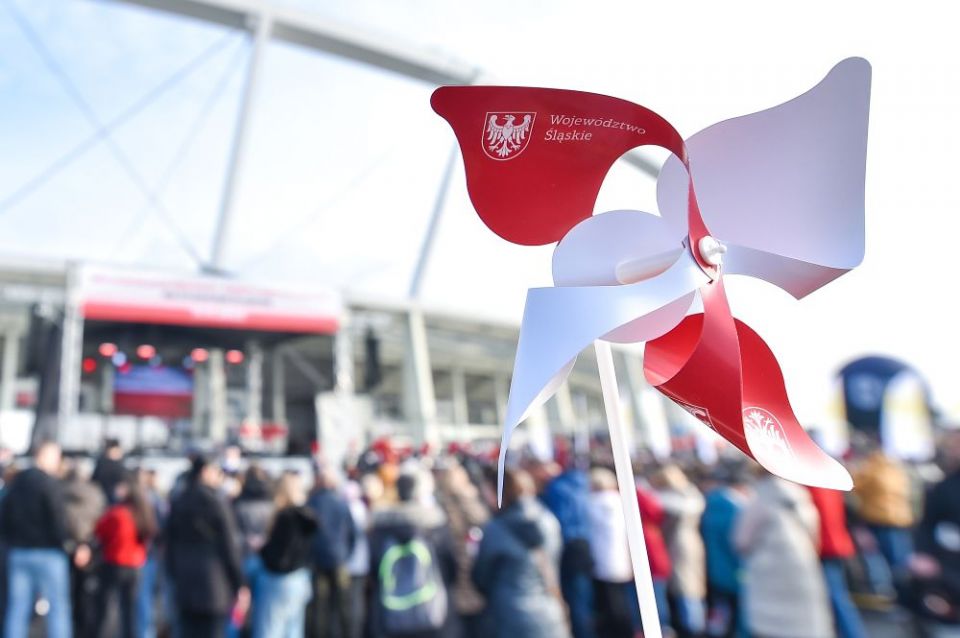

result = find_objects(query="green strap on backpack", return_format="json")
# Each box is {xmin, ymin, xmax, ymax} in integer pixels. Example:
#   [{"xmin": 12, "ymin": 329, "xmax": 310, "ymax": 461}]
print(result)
[{"xmin": 379, "ymin": 539, "xmax": 438, "ymax": 611}]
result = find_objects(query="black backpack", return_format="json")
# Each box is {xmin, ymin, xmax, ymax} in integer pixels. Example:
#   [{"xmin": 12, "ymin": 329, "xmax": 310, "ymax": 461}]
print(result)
[
  {"xmin": 376, "ymin": 534, "xmax": 448, "ymax": 634},
  {"xmin": 260, "ymin": 507, "xmax": 318, "ymax": 574}
]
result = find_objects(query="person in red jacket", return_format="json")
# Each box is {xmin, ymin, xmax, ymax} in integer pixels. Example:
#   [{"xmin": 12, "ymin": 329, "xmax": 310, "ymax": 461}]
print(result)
[
  {"xmin": 637, "ymin": 483, "xmax": 673, "ymax": 632},
  {"xmin": 93, "ymin": 478, "xmax": 158, "ymax": 638},
  {"xmin": 807, "ymin": 486, "xmax": 868, "ymax": 638}
]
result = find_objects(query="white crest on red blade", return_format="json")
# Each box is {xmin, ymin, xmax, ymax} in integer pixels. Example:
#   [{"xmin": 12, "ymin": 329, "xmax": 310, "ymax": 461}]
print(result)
[
  {"xmin": 656, "ymin": 58, "xmax": 871, "ymax": 299},
  {"xmin": 482, "ymin": 112, "xmax": 537, "ymax": 161}
]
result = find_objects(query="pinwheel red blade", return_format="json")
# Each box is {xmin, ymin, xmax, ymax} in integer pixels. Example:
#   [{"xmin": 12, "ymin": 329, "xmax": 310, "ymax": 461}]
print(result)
[
  {"xmin": 430, "ymin": 86, "xmax": 687, "ymax": 245},
  {"xmin": 644, "ymin": 279, "xmax": 852, "ymax": 490}
]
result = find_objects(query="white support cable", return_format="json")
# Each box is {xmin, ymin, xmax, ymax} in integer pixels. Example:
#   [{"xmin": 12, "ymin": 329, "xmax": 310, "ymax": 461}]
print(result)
[
  {"xmin": 0, "ymin": 30, "xmax": 239, "ymax": 216},
  {"xmin": 105, "ymin": 0, "xmax": 479, "ymax": 274},
  {"xmin": 108, "ymin": 35, "xmax": 249, "ymax": 258},
  {"xmin": 408, "ymin": 143, "xmax": 459, "ymax": 300},
  {"xmin": 4, "ymin": 1, "xmax": 219, "ymax": 265},
  {"xmin": 208, "ymin": 11, "xmax": 272, "ymax": 271},
  {"xmin": 108, "ymin": 0, "xmax": 478, "ymax": 86},
  {"xmin": 595, "ymin": 340, "xmax": 663, "ymax": 638}
]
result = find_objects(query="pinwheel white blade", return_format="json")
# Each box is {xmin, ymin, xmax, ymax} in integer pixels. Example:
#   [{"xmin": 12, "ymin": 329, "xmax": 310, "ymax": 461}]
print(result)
[
  {"xmin": 552, "ymin": 210, "xmax": 686, "ymax": 286},
  {"xmin": 499, "ymin": 249, "xmax": 708, "ymax": 478},
  {"xmin": 656, "ymin": 57, "xmax": 871, "ymax": 299},
  {"xmin": 552, "ymin": 210, "xmax": 691, "ymax": 343}
]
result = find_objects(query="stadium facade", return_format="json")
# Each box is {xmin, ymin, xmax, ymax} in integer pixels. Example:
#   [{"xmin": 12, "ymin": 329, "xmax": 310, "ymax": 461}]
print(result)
[{"xmin": 0, "ymin": 257, "xmax": 663, "ymax": 463}]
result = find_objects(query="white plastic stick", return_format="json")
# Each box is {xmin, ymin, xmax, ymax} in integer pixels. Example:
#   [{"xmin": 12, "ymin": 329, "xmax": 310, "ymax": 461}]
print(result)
[{"xmin": 594, "ymin": 340, "xmax": 663, "ymax": 638}]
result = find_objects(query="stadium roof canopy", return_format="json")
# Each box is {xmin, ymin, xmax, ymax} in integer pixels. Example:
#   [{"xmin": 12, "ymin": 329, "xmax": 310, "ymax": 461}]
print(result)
[{"xmin": 2, "ymin": 0, "xmax": 960, "ymax": 415}]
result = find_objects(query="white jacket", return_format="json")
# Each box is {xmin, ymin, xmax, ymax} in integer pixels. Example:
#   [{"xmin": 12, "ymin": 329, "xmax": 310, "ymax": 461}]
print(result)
[{"xmin": 588, "ymin": 490, "xmax": 633, "ymax": 583}]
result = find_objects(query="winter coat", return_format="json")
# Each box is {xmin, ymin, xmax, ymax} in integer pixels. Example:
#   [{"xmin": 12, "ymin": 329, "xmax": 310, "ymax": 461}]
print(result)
[
  {"xmin": 808, "ymin": 486, "xmax": 856, "ymax": 559},
  {"xmin": 233, "ymin": 491, "xmax": 274, "ymax": 556},
  {"xmin": 307, "ymin": 487, "xmax": 355, "ymax": 571},
  {"xmin": 700, "ymin": 487, "xmax": 744, "ymax": 595},
  {"xmin": 734, "ymin": 477, "xmax": 833, "ymax": 638},
  {"xmin": 0, "ymin": 468, "xmax": 70, "ymax": 551},
  {"xmin": 542, "ymin": 470, "xmax": 594, "ymax": 585},
  {"xmin": 434, "ymin": 463, "xmax": 489, "ymax": 615},
  {"xmin": 95, "ymin": 504, "xmax": 147, "ymax": 568},
  {"xmin": 541, "ymin": 469, "xmax": 591, "ymax": 543},
  {"xmin": 853, "ymin": 451, "xmax": 913, "ymax": 528},
  {"xmin": 63, "ymin": 477, "xmax": 106, "ymax": 544},
  {"xmin": 368, "ymin": 501, "xmax": 457, "ymax": 638},
  {"xmin": 165, "ymin": 482, "xmax": 244, "ymax": 615},
  {"xmin": 92, "ymin": 456, "xmax": 129, "ymax": 503},
  {"xmin": 471, "ymin": 497, "xmax": 570, "ymax": 638},
  {"xmin": 587, "ymin": 490, "xmax": 631, "ymax": 583},
  {"xmin": 260, "ymin": 506, "xmax": 319, "ymax": 574},
  {"xmin": 656, "ymin": 483, "xmax": 706, "ymax": 599},
  {"xmin": 915, "ymin": 469, "xmax": 960, "ymax": 594},
  {"xmin": 637, "ymin": 487, "xmax": 672, "ymax": 580}
]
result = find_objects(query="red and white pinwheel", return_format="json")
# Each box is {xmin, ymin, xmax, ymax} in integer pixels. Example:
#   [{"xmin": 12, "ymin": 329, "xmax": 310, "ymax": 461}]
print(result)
[
  {"xmin": 432, "ymin": 58, "xmax": 870, "ymax": 493},
  {"xmin": 433, "ymin": 59, "xmax": 870, "ymax": 638}
]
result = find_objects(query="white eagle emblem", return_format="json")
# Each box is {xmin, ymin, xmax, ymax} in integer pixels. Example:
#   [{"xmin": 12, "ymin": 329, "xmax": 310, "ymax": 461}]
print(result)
[
  {"xmin": 743, "ymin": 407, "xmax": 794, "ymax": 462},
  {"xmin": 483, "ymin": 112, "xmax": 535, "ymax": 160},
  {"xmin": 675, "ymin": 399, "xmax": 716, "ymax": 431}
]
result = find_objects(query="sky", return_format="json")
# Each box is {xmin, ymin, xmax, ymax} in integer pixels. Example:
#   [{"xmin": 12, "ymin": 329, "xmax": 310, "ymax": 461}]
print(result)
[{"xmin": 1, "ymin": 0, "xmax": 958, "ymax": 422}]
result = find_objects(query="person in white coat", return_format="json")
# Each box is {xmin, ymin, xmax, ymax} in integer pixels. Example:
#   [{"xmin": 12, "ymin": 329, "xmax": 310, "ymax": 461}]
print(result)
[
  {"xmin": 343, "ymin": 480, "xmax": 369, "ymax": 638},
  {"xmin": 734, "ymin": 475, "xmax": 834, "ymax": 638},
  {"xmin": 587, "ymin": 468, "xmax": 637, "ymax": 637}
]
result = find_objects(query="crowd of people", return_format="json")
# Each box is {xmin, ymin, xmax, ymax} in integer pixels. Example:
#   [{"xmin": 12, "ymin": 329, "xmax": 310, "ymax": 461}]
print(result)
[{"xmin": 0, "ymin": 430, "xmax": 958, "ymax": 638}]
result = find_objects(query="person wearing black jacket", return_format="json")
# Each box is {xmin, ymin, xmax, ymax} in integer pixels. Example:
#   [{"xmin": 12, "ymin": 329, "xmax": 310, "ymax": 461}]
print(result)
[
  {"xmin": 92, "ymin": 438, "xmax": 129, "ymax": 504},
  {"xmin": 910, "ymin": 430, "xmax": 960, "ymax": 630},
  {"xmin": 251, "ymin": 472, "xmax": 318, "ymax": 638},
  {"xmin": 165, "ymin": 455, "xmax": 246, "ymax": 638},
  {"xmin": 0, "ymin": 441, "xmax": 81, "ymax": 638}
]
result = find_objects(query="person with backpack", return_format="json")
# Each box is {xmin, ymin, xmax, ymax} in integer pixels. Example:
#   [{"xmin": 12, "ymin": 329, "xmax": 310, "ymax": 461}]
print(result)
[
  {"xmin": 471, "ymin": 467, "xmax": 570, "ymax": 638},
  {"xmin": 92, "ymin": 478, "xmax": 159, "ymax": 638},
  {"xmin": 305, "ymin": 466, "xmax": 356, "ymax": 638},
  {"xmin": 252, "ymin": 472, "xmax": 318, "ymax": 638},
  {"xmin": 369, "ymin": 471, "xmax": 457, "ymax": 638}
]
